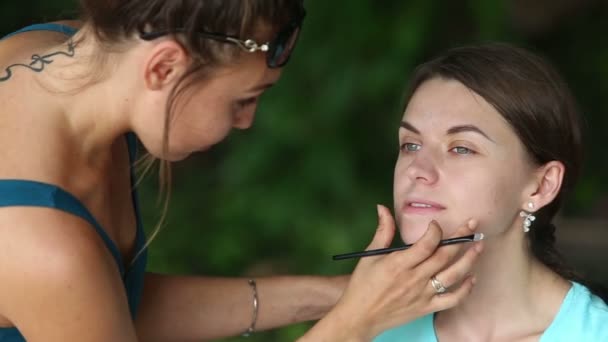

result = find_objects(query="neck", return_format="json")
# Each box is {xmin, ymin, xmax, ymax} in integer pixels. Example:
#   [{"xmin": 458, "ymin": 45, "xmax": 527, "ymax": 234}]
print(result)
[
  {"xmin": 435, "ymin": 225, "xmax": 571, "ymax": 340},
  {"xmin": 35, "ymin": 26, "xmax": 137, "ymax": 168}
]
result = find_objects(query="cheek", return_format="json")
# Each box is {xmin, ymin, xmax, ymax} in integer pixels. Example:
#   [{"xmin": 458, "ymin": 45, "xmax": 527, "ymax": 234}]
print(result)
[
  {"xmin": 393, "ymin": 159, "xmax": 416, "ymax": 239},
  {"xmin": 173, "ymin": 100, "xmax": 234, "ymax": 145},
  {"xmin": 393, "ymin": 161, "xmax": 405, "ymax": 205},
  {"xmin": 464, "ymin": 172, "xmax": 523, "ymax": 237}
]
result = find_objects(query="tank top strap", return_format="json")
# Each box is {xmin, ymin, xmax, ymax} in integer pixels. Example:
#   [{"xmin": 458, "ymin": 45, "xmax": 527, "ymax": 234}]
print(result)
[
  {"xmin": 0, "ymin": 180, "xmax": 126, "ymax": 275},
  {"xmin": 1, "ymin": 23, "xmax": 77, "ymax": 40}
]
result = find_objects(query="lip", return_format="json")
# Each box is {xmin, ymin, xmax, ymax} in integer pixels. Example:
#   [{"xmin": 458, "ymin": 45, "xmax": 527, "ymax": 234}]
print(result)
[{"xmin": 401, "ymin": 198, "xmax": 446, "ymax": 215}]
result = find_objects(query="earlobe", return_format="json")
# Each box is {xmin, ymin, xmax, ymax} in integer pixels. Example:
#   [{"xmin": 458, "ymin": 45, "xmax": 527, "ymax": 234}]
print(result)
[{"xmin": 143, "ymin": 41, "xmax": 189, "ymax": 91}]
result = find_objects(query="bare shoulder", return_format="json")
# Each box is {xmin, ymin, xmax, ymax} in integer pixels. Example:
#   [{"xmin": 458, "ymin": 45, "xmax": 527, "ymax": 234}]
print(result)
[
  {"xmin": 0, "ymin": 207, "xmax": 137, "ymax": 341},
  {"xmin": 0, "ymin": 20, "xmax": 81, "ymax": 61}
]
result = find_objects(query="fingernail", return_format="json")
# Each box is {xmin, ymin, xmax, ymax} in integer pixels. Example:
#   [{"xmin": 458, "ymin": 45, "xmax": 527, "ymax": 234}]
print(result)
[
  {"xmin": 474, "ymin": 242, "xmax": 484, "ymax": 253},
  {"xmin": 467, "ymin": 219, "xmax": 478, "ymax": 231},
  {"xmin": 376, "ymin": 204, "xmax": 382, "ymax": 219},
  {"xmin": 471, "ymin": 276, "xmax": 477, "ymax": 285}
]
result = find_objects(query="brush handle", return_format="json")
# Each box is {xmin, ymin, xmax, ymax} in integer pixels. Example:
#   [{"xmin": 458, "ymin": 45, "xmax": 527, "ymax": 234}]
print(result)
[{"xmin": 332, "ymin": 234, "xmax": 478, "ymax": 261}]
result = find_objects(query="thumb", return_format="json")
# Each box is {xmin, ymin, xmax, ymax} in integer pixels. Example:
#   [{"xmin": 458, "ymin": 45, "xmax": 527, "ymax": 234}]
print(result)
[{"xmin": 366, "ymin": 204, "xmax": 396, "ymax": 251}]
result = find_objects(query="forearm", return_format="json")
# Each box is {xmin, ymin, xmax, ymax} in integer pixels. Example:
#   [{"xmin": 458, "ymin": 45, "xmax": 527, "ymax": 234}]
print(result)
[{"xmin": 135, "ymin": 272, "xmax": 348, "ymax": 341}]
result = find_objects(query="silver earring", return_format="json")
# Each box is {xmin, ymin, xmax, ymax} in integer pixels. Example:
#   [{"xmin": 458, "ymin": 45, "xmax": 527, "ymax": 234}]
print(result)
[{"xmin": 519, "ymin": 202, "xmax": 536, "ymax": 232}]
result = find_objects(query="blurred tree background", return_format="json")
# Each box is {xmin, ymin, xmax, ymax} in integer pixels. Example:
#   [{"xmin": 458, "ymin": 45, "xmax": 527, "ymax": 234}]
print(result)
[{"xmin": 2, "ymin": 0, "xmax": 607, "ymax": 341}]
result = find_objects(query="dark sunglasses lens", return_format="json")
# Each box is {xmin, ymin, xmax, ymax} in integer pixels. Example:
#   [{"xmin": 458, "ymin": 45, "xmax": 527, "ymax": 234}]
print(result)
[{"xmin": 268, "ymin": 25, "xmax": 301, "ymax": 68}]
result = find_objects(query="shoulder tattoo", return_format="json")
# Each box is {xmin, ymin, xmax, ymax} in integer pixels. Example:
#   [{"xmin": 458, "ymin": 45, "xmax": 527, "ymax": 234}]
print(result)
[{"xmin": 0, "ymin": 40, "xmax": 76, "ymax": 83}]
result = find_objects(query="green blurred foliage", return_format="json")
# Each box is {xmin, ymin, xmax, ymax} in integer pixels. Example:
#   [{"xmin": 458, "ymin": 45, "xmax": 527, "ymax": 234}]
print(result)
[{"xmin": 3, "ymin": 0, "xmax": 607, "ymax": 341}]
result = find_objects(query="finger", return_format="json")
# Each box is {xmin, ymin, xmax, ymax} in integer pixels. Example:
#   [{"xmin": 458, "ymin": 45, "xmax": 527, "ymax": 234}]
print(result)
[
  {"xmin": 445, "ymin": 218, "xmax": 479, "ymax": 239},
  {"xmin": 365, "ymin": 204, "xmax": 396, "ymax": 250},
  {"xmin": 426, "ymin": 241, "xmax": 482, "ymax": 293},
  {"xmin": 394, "ymin": 220, "xmax": 443, "ymax": 267},
  {"xmin": 417, "ymin": 219, "xmax": 478, "ymax": 276},
  {"xmin": 430, "ymin": 275, "xmax": 476, "ymax": 312}
]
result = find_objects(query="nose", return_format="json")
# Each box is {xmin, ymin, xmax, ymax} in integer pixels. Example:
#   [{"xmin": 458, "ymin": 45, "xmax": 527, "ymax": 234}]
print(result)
[
  {"xmin": 404, "ymin": 153, "xmax": 439, "ymax": 185},
  {"xmin": 233, "ymin": 109, "xmax": 255, "ymax": 130}
]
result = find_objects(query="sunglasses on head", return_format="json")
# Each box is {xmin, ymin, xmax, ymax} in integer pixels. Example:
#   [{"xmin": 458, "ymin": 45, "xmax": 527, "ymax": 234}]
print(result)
[{"xmin": 140, "ymin": 8, "xmax": 306, "ymax": 69}]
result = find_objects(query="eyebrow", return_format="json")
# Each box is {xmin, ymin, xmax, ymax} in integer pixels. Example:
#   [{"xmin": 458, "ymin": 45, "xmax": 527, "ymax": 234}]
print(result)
[
  {"xmin": 399, "ymin": 121, "xmax": 495, "ymax": 143},
  {"xmin": 446, "ymin": 125, "xmax": 495, "ymax": 142},
  {"xmin": 399, "ymin": 121, "xmax": 420, "ymax": 134}
]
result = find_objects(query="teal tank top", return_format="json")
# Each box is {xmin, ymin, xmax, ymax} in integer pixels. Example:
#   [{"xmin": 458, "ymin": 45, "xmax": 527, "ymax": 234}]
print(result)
[{"xmin": 0, "ymin": 24, "xmax": 148, "ymax": 341}]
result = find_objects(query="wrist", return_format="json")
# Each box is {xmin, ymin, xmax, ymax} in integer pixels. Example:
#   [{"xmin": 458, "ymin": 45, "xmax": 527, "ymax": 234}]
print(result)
[
  {"xmin": 290, "ymin": 275, "xmax": 350, "ymax": 322},
  {"xmin": 325, "ymin": 274, "xmax": 350, "ymax": 306},
  {"xmin": 300, "ymin": 304, "xmax": 371, "ymax": 342}
]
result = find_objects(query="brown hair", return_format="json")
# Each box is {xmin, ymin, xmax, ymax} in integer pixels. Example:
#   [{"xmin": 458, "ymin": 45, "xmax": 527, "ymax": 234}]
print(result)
[
  {"xmin": 77, "ymin": 0, "xmax": 305, "ymax": 259},
  {"xmin": 403, "ymin": 42, "xmax": 606, "ymax": 301},
  {"xmin": 79, "ymin": 0, "xmax": 304, "ymax": 152}
]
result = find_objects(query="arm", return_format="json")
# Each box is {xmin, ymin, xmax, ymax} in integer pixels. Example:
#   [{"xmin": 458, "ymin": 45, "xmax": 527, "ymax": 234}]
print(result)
[
  {"xmin": 135, "ymin": 274, "xmax": 348, "ymax": 341},
  {"xmin": 0, "ymin": 208, "xmax": 138, "ymax": 341},
  {"xmin": 135, "ymin": 206, "xmax": 482, "ymax": 342}
]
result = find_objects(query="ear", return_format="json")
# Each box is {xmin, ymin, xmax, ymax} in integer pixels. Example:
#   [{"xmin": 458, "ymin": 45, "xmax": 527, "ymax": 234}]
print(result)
[
  {"xmin": 523, "ymin": 161, "xmax": 565, "ymax": 211},
  {"xmin": 142, "ymin": 40, "xmax": 190, "ymax": 91}
]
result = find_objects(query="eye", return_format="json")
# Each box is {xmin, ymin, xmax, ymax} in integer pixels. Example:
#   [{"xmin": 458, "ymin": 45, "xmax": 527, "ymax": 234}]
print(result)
[
  {"xmin": 400, "ymin": 142, "xmax": 421, "ymax": 152},
  {"xmin": 450, "ymin": 146, "xmax": 475, "ymax": 155},
  {"xmin": 237, "ymin": 97, "xmax": 257, "ymax": 108}
]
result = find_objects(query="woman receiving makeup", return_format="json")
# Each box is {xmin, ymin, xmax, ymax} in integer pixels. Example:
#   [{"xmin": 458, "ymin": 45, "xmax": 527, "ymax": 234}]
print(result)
[{"xmin": 375, "ymin": 43, "xmax": 608, "ymax": 341}]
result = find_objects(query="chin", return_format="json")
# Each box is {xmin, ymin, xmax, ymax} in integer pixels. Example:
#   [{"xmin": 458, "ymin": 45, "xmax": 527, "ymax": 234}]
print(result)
[
  {"xmin": 397, "ymin": 216, "xmax": 433, "ymax": 244},
  {"xmin": 170, "ymin": 153, "xmax": 192, "ymax": 162},
  {"xmin": 398, "ymin": 215, "xmax": 465, "ymax": 244},
  {"xmin": 154, "ymin": 150, "xmax": 192, "ymax": 162},
  {"xmin": 167, "ymin": 143, "xmax": 217, "ymax": 161},
  {"xmin": 196, "ymin": 145, "xmax": 213, "ymax": 153}
]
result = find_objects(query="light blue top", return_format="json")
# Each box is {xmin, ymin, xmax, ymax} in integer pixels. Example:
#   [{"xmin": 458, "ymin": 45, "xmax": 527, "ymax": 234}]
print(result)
[
  {"xmin": 374, "ymin": 282, "xmax": 608, "ymax": 342},
  {"xmin": 0, "ymin": 23, "xmax": 147, "ymax": 341}
]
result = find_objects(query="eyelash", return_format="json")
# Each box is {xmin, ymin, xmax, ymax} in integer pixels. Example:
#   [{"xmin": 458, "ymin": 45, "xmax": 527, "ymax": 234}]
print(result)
[
  {"xmin": 237, "ymin": 98, "xmax": 257, "ymax": 109},
  {"xmin": 450, "ymin": 146, "xmax": 476, "ymax": 155},
  {"xmin": 399, "ymin": 143, "xmax": 477, "ymax": 155}
]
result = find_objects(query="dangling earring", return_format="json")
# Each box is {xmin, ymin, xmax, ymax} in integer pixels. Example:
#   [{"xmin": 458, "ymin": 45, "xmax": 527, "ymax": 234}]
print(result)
[{"xmin": 519, "ymin": 202, "xmax": 536, "ymax": 233}]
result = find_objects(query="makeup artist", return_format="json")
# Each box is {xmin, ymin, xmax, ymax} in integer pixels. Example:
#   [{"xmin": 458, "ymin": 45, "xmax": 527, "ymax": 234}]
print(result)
[{"xmin": 0, "ymin": 1, "xmax": 482, "ymax": 341}]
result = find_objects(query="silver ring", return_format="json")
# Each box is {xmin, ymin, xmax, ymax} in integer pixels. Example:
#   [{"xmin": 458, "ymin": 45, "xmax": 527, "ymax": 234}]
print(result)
[{"xmin": 431, "ymin": 276, "xmax": 447, "ymax": 294}]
